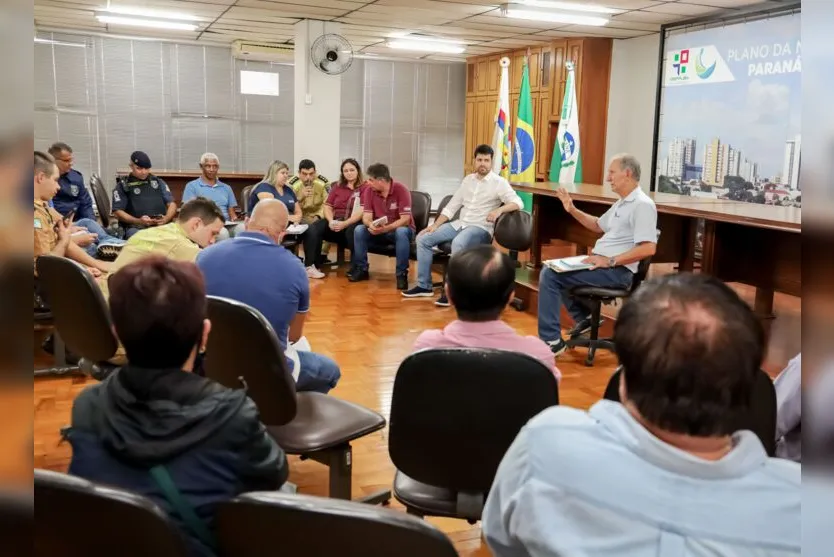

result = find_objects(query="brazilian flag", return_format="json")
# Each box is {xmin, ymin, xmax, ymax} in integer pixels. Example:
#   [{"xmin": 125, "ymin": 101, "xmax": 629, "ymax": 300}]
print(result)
[{"xmin": 510, "ymin": 57, "xmax": 535, "ymax": 212}]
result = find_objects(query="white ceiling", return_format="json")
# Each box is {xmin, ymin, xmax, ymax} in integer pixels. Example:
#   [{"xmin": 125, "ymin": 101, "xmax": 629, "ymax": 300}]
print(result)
[{"xmin": 34, "ymin": 0, "xmax": 778, "ymax": 60}]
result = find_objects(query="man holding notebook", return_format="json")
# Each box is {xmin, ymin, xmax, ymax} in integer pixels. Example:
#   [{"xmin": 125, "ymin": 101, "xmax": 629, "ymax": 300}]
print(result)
[
  {"xmin": 349, "ymin": 163, "xmax": 415, "ymax": 290},
  {"xmin": 538, "ymin": 154, "xmax": 657, "ymax": 356}
]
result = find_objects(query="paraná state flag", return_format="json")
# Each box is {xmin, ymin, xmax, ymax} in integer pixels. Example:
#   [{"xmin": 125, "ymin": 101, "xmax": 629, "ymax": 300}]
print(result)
[{"xmin": 550, "ymin": 62, "xmax": 582, "ymax": 183}]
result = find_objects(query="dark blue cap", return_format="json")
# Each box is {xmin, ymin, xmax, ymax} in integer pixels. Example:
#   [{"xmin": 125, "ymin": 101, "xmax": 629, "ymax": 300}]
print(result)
[{"xmin": 130, "ymin": 151, "xmax": 152, "ymax": 169}]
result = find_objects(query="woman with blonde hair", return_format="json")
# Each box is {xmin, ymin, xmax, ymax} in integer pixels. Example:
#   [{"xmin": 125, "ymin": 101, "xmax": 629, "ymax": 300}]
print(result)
[{"xmin": 247, "ymin": 160, "xmax": 325, "ymax": 278}]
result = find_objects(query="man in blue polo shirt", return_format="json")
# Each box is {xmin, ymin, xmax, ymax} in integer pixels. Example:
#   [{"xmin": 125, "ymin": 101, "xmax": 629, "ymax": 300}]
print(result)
[
  {"xmin": 196, "ymin": 199, "xmax": 341, "ymax": 394},
  {"xmin": 183, "ymin": 153, "xmax": 239, "ymax": 241}
]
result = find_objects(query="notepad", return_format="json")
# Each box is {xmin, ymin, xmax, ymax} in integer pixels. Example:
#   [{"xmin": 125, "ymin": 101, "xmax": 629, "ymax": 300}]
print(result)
[
  {"xmin": 286, "ymin": 223, "xmax": 309, "ymax": 235},
  {"xmin": 543, "ymin": 256, "xmax": 595, "ymax": 273}
]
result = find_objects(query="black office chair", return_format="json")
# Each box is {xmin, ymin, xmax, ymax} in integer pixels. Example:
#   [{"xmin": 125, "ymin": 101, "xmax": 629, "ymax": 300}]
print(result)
[
  {"xmin": 367, "ymin": 190, "xmax": 431, "ymax": 261},
  {"xmin": 216, "ymin": 491, "xmax": 458, "ymax": 557},
  {"xmin": 389, "ymin": 348, "xmax": 559, "ymax": 523},
  {"xmin": 241, "ymin": 184, "xmax": 256, "ymax": 215},
  {"xmin": 0, "ymin": 488, "xmax": 32, "ymax": 556},
  {"xmin": 565, "ymin": 246, "xmax": 656, "ymax": 366},
  {"xmin": 35, "ymin": 469, "xmax": 189, "ymax": 557},
  {"xmin": 493, "ymin": 210, "xmax": 533, "ymax": 311},
  {"xmin": 204, "ymin": 296, "xmax": 391, "ymax": 505},
  {"xmin": 602, "ymin": 367, "xmax": 777, "ymax": 456},
  {"xmin": 90, "ymin": 173, "xmax": 117, "ymax": 236},
  {"xmin": 35, "ymin": 256, "xmax": 120, "ymax": 380}
]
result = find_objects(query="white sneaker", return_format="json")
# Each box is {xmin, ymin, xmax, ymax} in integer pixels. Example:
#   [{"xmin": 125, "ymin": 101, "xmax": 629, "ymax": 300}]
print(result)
[{"xmin": 306, "ymin": 265, "xmax": 325, "ymax": 279}]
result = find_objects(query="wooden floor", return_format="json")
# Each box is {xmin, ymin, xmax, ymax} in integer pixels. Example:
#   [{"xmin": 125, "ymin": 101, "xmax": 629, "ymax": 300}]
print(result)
[{"xmin": 33, "ymin": 253, "xmax": 801, "ymax": 556}]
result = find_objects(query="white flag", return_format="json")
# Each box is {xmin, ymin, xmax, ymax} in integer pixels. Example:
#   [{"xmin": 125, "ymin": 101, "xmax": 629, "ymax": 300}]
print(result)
[
  {"xmin": 491, "ymin": 58, "xmax": 511, "ymax": 179},
  {"xmin": 551, "ymin": 62, "xmax": 582, "ymax": 183}
]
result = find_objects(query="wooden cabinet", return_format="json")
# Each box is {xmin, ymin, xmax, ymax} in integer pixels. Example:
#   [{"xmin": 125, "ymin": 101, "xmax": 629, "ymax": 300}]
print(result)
[
  {"xmin": 464, "ymin": 96, "xmax": 498, "ymax": 175},
  {"xmin": 551, "ymin": 40, "xmax": 567, "ymax": 120},
  {"xmin": 465, "ymin": 37, "xmax": 612, "ymax": 183},
  {"xmin": 536, "ymin": 94, "xmax": 552, "ymax": 178},
  {"xmin": 511, "ymin": 48, "xmax": 541, "ymax": 93},
  {"xmin": 476, "ymin": 58, "xmax": 489, "ymax": 95},
  {"xmin": 487, "ymin": 55, "xmax": 501, "ymax": 96},
  {"xmin": 466, "ymin": 61, "xmax": 477, "ymax": 95}
]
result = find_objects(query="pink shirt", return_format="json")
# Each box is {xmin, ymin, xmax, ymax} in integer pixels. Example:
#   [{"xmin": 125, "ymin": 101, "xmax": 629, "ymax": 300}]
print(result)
[{"xmin": 412, "ymin": 320, "xmax": 560, "ymax": 380}]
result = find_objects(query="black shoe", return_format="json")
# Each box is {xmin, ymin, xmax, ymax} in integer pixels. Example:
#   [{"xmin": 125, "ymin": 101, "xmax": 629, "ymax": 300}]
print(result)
[
  {"xmin": 41, "ymin": 333, "xmax": 80, "ymax": 365},
  {"xmin": 345, "ymin": 265, "xmax": 358, "ymax": 279},
  {"xmin": 349, "ymin": 269, "xmax": 370, "ymax": 282},
  {"xmin": 402, "ymin": 286, "xmax": 434, "ymax": 298},
  {"xmin": 396, "ymin": 275, "xmax": 408, "ymax": 290},
  {"xmin": 568, "ymin": 317, "xmax": 603, "ymax": 339},
  {"xmin": 548, "ymin": 338, "xmax": 567, "ymax": 356},
  {"xmin": 435, "ymin": 294, "xmax": 450, "ymax": 307}
]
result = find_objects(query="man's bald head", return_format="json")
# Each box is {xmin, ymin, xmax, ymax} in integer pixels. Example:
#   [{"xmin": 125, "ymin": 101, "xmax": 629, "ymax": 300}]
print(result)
[
  {"xmin": 446, "ymin": 245, "xmax": 516, "ymax": 322},
  {"xmin": 247, "ymin": 198, "xmax": 289, "ymax": 243}
]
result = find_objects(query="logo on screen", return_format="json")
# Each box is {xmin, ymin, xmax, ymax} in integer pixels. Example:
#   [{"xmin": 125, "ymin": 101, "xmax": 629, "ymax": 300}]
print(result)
[
  {"xmin": 694, "ymin": 48, "xmax": 717, "ymax": 79},
  {"xmin": 671, "ymin": 49, "xmax": 690, "ymax": 76},
  {"xmin": 666, "ymin": 45, "xmax": 734, "ymax": 87}
]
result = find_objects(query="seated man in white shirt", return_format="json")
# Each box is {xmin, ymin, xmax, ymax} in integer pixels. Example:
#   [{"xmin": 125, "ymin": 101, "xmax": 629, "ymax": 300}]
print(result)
[
  {"xmin": 539, "ymin": 153, "xmax": 658, "ymax": 356},
  {"xmin": 484, "ymin": 273, "xmax": 801, "ymax": 557},
  {"xmin": 402, "ymin": 144, "xmax": 523, "ymax": 306}
]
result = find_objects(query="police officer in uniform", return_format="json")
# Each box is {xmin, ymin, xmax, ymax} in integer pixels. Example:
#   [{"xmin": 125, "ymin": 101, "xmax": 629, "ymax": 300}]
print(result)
[
  {"xmin": 289, "ymin": 159, "xmax": 330, "ymax": 270},
  {"xmin": 112, "ymin": 151, "xmax": 177, "ymax": 239},
  {"xmin": 48, "ymin": 142, "xmax": 95, "ymax": 221},
  {"xmin": 47, "ymin": 141, "xmax": 126, "ymax": 258}
]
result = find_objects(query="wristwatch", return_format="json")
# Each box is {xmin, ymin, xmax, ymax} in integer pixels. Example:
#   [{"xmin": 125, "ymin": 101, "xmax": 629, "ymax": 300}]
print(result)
[{"xmin": 608, "ymin": 256, "xmax": 616, "ymax": 268}]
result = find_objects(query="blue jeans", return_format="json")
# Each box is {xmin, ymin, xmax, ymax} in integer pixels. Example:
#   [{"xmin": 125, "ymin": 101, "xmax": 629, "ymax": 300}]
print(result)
[
  {"xmin": 296, "ymin": 351, "xmax": 342, "ymax": 394},
  {"xmin": 75, "ymin": 218, "xmax": 126, "ymax": 257},
  {"xmin": 353, "ymin": 225, "xmax": 414, "ymax": 276},
  {"xmin": 416, "ymin": 223, "xmax": 492, "ymax": 290},
  {"xmin": 537, "ymin": 266, "xmax": 633, "ymax": 343}
]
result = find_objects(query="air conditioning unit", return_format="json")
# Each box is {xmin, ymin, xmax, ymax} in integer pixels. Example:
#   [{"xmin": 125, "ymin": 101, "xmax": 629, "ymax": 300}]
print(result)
[{"xmin": 232, "ymin": 40, "xmax": 294, "ymax": 62}]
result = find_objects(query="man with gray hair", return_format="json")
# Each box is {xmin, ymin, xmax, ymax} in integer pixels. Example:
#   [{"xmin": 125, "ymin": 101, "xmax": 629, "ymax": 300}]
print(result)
[
  {"xmin": 538, "ymin": 154, "xmax": 658, "ymax": 356},
  {"xmin": 183, "ymin": 153, "xmax": 239, "ymax": 240}
]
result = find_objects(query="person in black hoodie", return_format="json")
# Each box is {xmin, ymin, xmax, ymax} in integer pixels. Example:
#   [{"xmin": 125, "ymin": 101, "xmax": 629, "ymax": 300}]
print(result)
[{"xmin": 64, "ymin": 256, "xmax": 287, "ymax": 556}]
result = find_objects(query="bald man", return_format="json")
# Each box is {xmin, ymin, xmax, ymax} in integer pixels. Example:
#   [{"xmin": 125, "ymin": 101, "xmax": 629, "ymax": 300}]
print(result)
[{"xmin": 197, "ymin": 199, "xmax": 341, "ymax": 394}]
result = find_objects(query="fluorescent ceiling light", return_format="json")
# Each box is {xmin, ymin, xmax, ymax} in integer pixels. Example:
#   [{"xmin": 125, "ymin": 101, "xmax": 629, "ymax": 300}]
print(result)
[
  {"xmin": 502, "ymin": 7, "xmax": 608, "ymax": 26},
  {"xmin": 387, "ymin": 32, "xmax": 464, "ymax": 45},
  {"xmin": 96, "ymin": 14, "xmax": 198, "ymax": 31},
  {"xmin": 34, "ymin": 37, "xmax": 87, "ymax": 48},
  {"xmin": 98, "ymin": 6, "xmax": 199, "ymax": 21},
  {"xmin": 513, "ymin": 0, "xmax": 618, "ymax": 14},
  {"xmin": 386, "ymin": 40, "xmax": 465, "ymax": 54}
]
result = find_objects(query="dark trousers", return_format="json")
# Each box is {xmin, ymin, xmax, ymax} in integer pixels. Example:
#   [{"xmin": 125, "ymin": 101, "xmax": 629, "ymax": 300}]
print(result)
[
  {"xmin": 322, "ymin": 222, "xmax": 358, "ymax": 265},
  {"xmin": 300, "ymin": 218, "xmax": 328, "ymax": 267}
]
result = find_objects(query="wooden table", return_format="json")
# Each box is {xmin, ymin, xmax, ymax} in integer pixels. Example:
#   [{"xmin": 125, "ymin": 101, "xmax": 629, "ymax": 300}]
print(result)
[
  {"xmin": 115, "ymin": 170, "xmax": 263, "ymax": 208},
  {"xmin": 513, "ymin": 182, "xmax": 801, "ymax": 317}
]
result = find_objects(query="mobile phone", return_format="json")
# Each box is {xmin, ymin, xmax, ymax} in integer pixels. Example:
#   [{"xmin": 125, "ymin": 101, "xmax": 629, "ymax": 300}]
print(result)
[{"xmin": 372, "ymin": 216, "xmax": 388, "ymax": 228}]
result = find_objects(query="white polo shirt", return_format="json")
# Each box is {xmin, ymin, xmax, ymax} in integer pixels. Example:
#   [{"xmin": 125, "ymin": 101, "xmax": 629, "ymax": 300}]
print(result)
[
  {"xmin": 592, "ymin": 186, "xmax": 658, "ymax": 272},
  {"xmin": 441, "ymin": 171, "xmax": 525, "ymax": 234}
]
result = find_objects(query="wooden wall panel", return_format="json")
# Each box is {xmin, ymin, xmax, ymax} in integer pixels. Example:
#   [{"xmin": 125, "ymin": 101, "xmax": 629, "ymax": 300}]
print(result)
[{"xmin": 464, "ymin": 38, "xmax": 612, "ymax": 183}]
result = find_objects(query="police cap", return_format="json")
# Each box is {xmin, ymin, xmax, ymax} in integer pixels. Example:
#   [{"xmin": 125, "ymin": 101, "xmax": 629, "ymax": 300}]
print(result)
[{"xmin": 130, "ymin": 151, "xmax": 152, "ymax": 169}]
